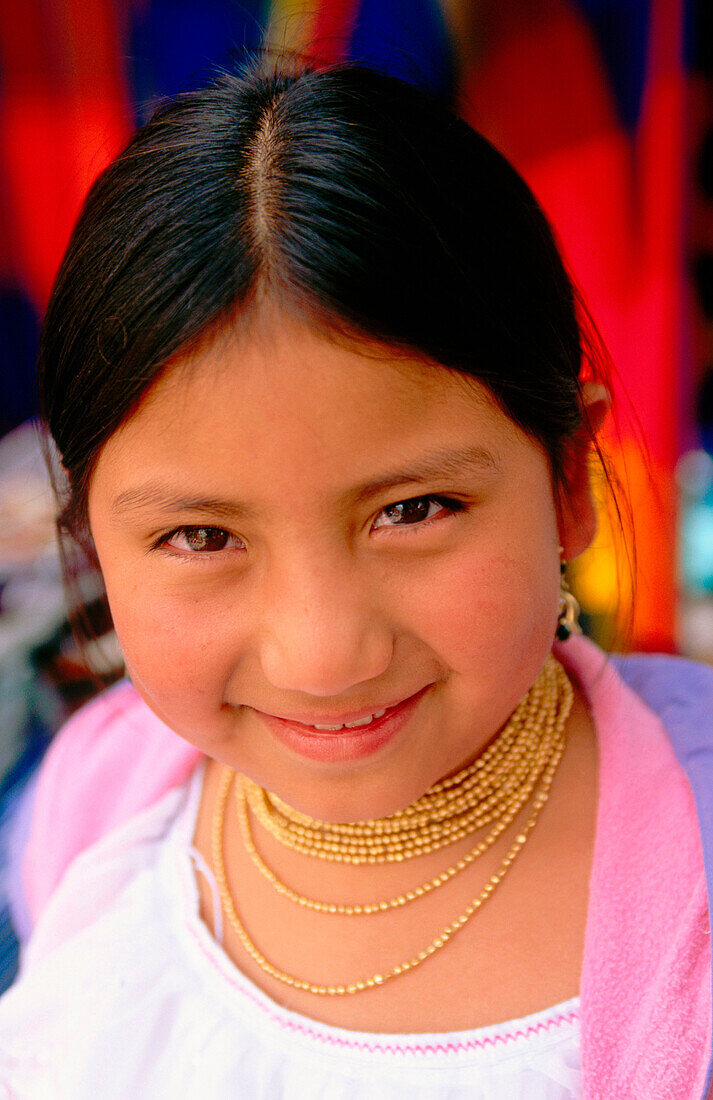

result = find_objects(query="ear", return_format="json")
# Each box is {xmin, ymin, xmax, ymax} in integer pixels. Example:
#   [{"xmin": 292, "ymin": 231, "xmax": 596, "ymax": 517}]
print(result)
[{"xmin": 556, "ymin": 382, "xmax": 610, "ymax": 561}]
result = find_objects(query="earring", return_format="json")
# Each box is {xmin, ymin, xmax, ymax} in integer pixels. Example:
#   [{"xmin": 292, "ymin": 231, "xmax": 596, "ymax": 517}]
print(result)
[{"xmin": 556, "ymin": 549, "xmax": 580, "ymax": 642}]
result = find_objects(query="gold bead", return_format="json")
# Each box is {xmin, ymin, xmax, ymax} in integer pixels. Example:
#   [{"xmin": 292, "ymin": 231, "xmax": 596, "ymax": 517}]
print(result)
[{"xmin": 212, "ymin": 657, "xmax": 573, "ymax": 997}]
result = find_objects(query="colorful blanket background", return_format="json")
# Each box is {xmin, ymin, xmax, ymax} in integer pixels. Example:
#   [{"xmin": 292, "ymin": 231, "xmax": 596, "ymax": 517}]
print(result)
[{"xmin": 0, "ymin": 0, "xmax": 705, "ymax": 651}]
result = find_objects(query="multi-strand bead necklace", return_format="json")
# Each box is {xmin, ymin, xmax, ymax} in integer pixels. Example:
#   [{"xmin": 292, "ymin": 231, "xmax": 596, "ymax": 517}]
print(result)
[{"xmin": 211, "ymin": 654, "xmax": 573, "ymax": 996}]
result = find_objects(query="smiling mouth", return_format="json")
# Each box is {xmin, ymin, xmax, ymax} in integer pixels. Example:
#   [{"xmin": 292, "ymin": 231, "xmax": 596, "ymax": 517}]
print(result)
[
  {"xmin": 270, "ymin": 706, "xmax": 394, "ymax": 733},
  {"xmin": 252, "ymin": 686, "xmax": 431, "ymax": 763},
  {"xmin": 307, "ymin": 708, "xmax": 389, "ymax": 731},
  {"xmin": 257, "ymin": 692, "xmax": 423, "ymax": 733}
]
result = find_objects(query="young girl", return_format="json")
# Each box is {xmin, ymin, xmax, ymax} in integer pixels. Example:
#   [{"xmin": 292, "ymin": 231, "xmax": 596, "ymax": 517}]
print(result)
[{"xmin": 1, "ymin": 61, "xmax": 712, "ymax": 1099}]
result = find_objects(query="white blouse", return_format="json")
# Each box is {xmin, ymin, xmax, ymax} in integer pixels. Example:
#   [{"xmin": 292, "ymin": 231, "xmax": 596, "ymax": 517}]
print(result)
[{"xmin": 0, "ymin": 765, "xmax": 581, "ymax": 1099}]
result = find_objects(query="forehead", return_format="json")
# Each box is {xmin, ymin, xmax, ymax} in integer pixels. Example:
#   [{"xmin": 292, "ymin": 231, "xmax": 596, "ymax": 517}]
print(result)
[{"xmin": 90, "ymin": 314, "xmax": 529, "ymax": 509}]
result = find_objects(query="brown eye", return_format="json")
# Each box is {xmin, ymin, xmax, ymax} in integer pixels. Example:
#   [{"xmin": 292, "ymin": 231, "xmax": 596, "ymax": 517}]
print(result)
[
  {"xmin": 381, "ymin": 498, "xmax": 433, "ymax": 525},
  {"xmin": 372, "ymin": 495, "xmax": 465, "ymax": 532},
  {"xmin": 183, "ymin": 527, "xmax": 229, "ymax": 551},
  {"xmin": 163, "ymin": 526, "xmax": 243, "ymax": 553}
]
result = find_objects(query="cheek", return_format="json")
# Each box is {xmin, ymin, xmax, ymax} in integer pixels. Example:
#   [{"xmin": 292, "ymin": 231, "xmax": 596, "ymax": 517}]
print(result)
[
  {"xmin": 405, "ymin": 546, "xmax": 560, "ymax": 673},
  {"xmin": 105, "ymin": 578, "xmax": 240, "ymax": 718},
  {"xmin": 404, "ymin": 548, "xmax": 561, "ymax": 751}
]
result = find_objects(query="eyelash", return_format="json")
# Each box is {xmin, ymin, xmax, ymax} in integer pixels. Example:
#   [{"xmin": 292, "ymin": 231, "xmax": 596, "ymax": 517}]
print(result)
[
  {"xmin": 152, "ymin": 526, "xmax": 245, "ymax": 556},
  {"xmin": 371, "ymin": 494, "xmax": 466, "ymax": 533},
  {"xmin": 152, "ymin": 495, "xmax": 466, "ymax": 556}
]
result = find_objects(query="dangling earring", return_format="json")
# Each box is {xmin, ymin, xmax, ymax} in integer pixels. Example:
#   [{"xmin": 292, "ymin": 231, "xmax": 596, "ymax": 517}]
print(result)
[{"xmin": 556, "ymin": 548, "xmax": 580, "ymax": 642}]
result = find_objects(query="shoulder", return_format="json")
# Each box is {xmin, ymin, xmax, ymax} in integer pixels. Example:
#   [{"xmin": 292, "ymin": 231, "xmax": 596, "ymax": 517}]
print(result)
[
  {"xmin": 567, "ymin": 647, "xmax": 713, "ymax": 1096},
  {"xmin": 22, "ymin": 681, "xmax": 201, "ymax": 925},
  {"xmin": 610, "ymin": 651, "xmax": 713, "ymax": 760},
  {"xmin": 557, "ymin": 637, "xmax": 713, "ymax": 869},
  {"xmin": 556, "ymin": 636, "xmax": 713, "ymax": 759}
]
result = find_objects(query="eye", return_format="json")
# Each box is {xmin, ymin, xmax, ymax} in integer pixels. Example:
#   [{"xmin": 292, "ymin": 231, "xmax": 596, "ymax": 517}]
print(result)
[
  {"xmin": 156, "ymin": 526, "xmax": 245, "ymax": 554},
  {"xmin": 372, "ymin": 495, "xmax": 465, "ymax": 531}
]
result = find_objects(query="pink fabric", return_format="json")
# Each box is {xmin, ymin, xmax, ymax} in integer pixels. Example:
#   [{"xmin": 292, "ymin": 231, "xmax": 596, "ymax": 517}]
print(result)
[
  {"xmin": 20, "ymin": 637, "xmax": 712, "ymax": 1097},
  {"xmin": 22, "ymin": 680, "xmax": 200, "ymax": 921},
  {"xmin": 556, "ymin": 638, "xmax": 712, "ymax": 1099}
]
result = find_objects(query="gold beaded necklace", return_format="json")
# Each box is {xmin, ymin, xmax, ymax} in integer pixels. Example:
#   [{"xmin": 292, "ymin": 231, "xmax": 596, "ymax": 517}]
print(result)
[{"xmin": 211, "ymin": 655, "xmax": 573, "ymax": 996}]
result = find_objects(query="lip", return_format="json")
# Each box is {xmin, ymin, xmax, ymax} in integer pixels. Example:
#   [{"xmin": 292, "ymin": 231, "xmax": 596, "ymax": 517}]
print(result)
[
  {"xmin": 261, "ymin": 694, "xmax": 417, "ymax": 728},
  {"xmin": 254, "ymin": 686, "xmax": 431, "ymax": 763}
]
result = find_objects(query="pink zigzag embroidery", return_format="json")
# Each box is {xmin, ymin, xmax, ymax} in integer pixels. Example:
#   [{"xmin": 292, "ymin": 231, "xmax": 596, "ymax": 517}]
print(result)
[{"xmin": 186, "ymin": 919, "xmax": 579, "ymax": 1057}]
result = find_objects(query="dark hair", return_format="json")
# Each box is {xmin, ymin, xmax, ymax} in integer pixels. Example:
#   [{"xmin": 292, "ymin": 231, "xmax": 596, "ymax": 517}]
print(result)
[{"xmin": 40, "ymin": 60, "xmax": 605, "ymax": 565}]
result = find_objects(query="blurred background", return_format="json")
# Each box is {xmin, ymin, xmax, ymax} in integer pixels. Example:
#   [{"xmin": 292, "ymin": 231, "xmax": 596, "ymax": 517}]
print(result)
[{"xmin": 0, "ymin": 0, "xmax": 711, "ymax": 982}]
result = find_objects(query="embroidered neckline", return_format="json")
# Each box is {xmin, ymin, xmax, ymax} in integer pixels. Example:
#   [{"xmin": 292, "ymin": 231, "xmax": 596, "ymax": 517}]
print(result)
[{"xmin": 170, "ymin": 762, "xmax": 580, "ymax": 1061}]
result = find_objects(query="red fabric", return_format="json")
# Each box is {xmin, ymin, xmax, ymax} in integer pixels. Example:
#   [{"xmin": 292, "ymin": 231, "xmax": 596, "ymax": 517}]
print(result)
[
  {"xmin": 459, "ymin": 0, "xmax": 684, "ymax": 650},
  {"xmin": 310, "ymin": 0, "xmax": 362, "ymax": 65},
  {"xmin": 0, "ymin": 0, "xmax": 130, "ymax": 302}
]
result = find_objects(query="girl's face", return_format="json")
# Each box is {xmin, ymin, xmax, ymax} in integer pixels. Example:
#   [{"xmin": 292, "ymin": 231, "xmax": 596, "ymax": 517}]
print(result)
[{"xmin": 88, "ymin": 311, "xmax": 597, "ymax": 822}]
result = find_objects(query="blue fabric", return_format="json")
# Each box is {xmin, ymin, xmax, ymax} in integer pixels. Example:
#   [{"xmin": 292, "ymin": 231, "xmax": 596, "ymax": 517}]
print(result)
[
  {"xmin": 126, "ymin": 0, "xmax": 266, "ymax": 125},
  {"xmin": 573, "ymin": 0, "xmax": 651, "ymax": 130},
  {"xmin": 347, "ymin": 0, "xmax": 454, "ymax": 99},
  {"xmin": 613, "ymin": 653, "xmax": 713, "ymax": 1099},
  {"xmin": 0, "ymin": 287, "xmax": 40, "ymax": 436},
  {"xmin": 0, "ymin": 719, "xmax": 52, "ymax": 992}
]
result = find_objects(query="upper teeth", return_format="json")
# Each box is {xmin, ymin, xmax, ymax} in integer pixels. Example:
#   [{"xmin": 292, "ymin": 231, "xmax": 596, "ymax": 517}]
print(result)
[{"xmin": 312, "ymin": 708, "xmax": 387, "ymax": 731}]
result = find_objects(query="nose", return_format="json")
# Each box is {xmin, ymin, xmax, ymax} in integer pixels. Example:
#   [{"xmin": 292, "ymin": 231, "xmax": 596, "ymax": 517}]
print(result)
[{"xmin": 258, "ymin": 557, "xmax": 394, "ymax": 697}]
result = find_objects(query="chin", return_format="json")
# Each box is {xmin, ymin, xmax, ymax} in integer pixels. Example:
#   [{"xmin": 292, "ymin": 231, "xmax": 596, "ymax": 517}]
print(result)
[{"xmin": 269, "ymin": 767, "xmax": 432, "ymax": 824}]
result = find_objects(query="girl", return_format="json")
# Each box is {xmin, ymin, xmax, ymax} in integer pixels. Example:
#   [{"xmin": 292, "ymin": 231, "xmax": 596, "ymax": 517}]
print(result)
[{"xmin": 1, "ymin": 61, "xmax": 712, "ymax": 1099}]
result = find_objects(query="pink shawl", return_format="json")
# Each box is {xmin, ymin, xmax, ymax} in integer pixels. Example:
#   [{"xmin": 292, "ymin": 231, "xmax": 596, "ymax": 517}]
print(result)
[{"xmin": 17, "ymin": 636, "xmax": 713, "ymax": 1097}]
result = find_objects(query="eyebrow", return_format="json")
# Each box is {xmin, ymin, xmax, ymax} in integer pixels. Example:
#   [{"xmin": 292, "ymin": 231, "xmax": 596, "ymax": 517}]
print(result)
[
  {"xmin": 111, "ymin": 487, "xmax": 260, "ymax": 521},
  {"xmin": 110, "ymin": 445, "xmax": 499, "ymax": 518},
  {"xmin": 345, "ymin": 445, "xmax": 499, "ymax": 506}
]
